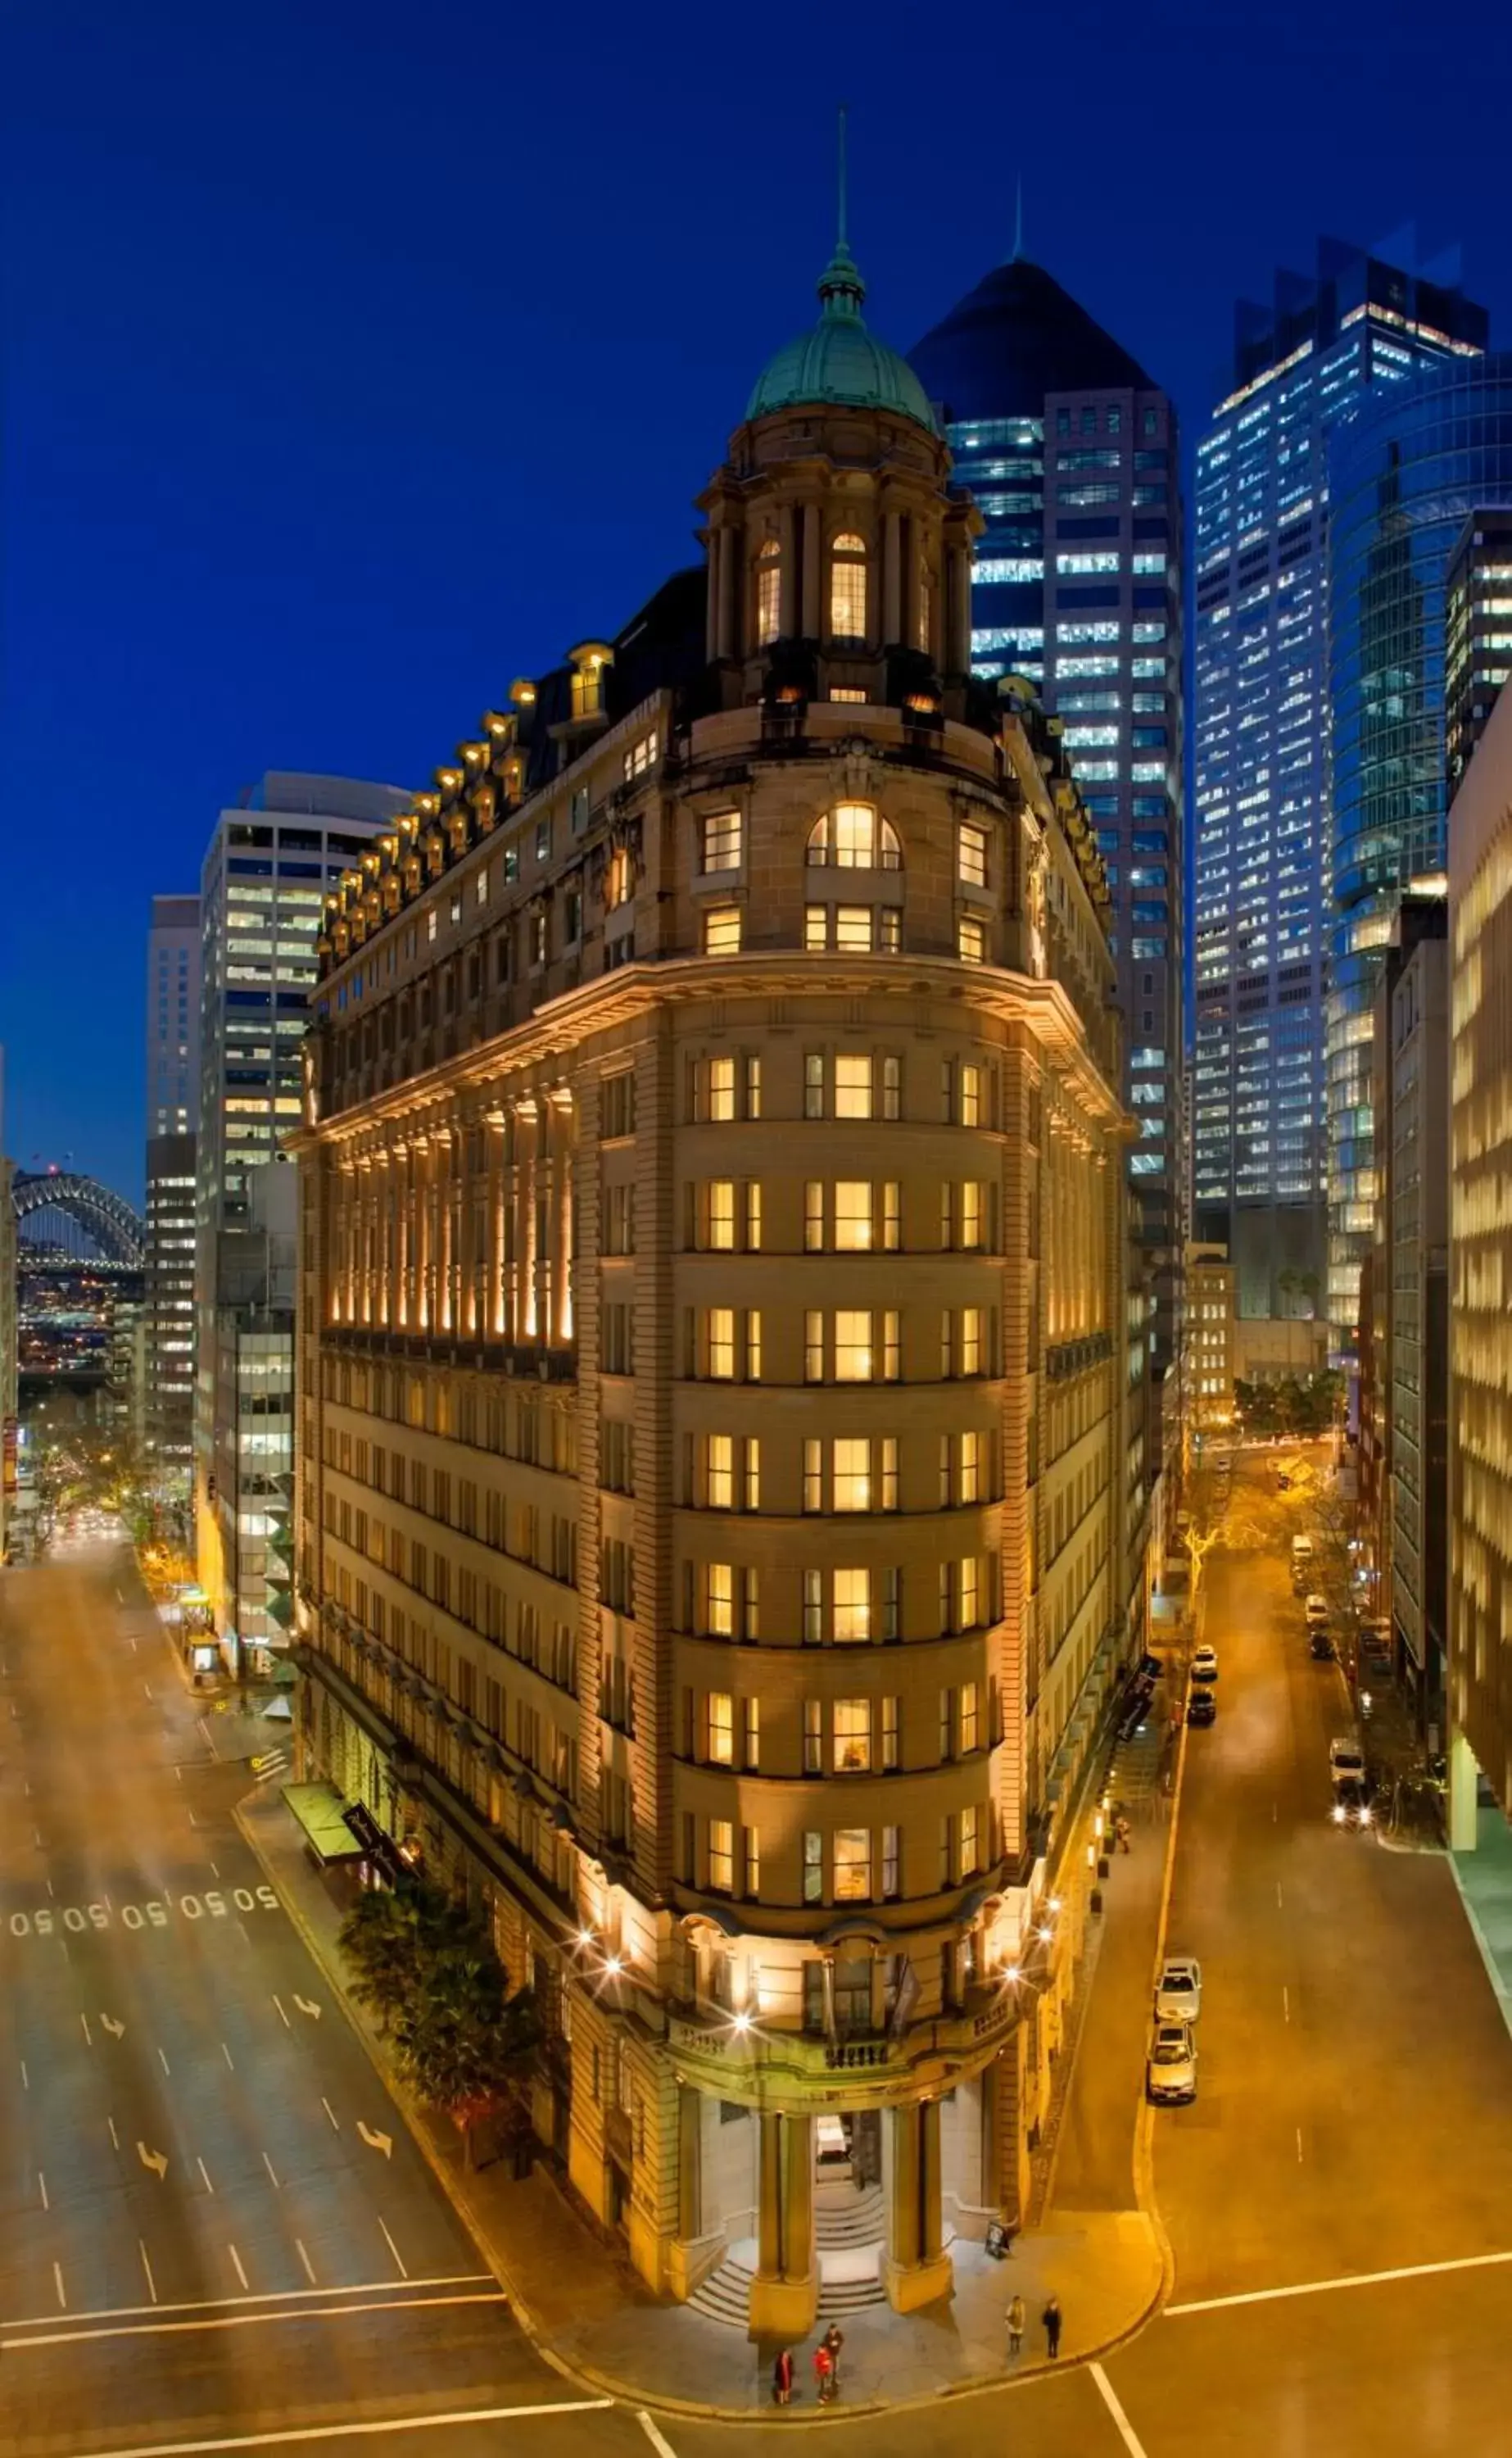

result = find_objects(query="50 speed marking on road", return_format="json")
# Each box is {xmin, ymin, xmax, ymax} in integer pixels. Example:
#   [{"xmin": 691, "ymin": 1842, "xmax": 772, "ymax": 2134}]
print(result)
[{"xmin": 7, "ymin": 1885, "xmax": 283, "ymax": 1939}]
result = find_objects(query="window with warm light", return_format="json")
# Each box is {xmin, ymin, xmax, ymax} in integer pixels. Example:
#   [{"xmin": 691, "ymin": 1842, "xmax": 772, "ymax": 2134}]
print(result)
[
  {"xmin": 704, "ymin": 1308, "xmax": 735, "ymax": 1379},
  {"xmin": 708, "ymin": 1819, "xmax": 734, "ymax": 1892},
  {"xmin": 704, "ymin": 1435, "xmax": 734, "ymax": 1509},
  {"xmin": 701, "ymin": 1182, "xmax": 736, "ymax": 1250},
  {"xmin": 705, "ymin": 1564, "xmax": 734, "ymax": 1638},
  {"xmin": 957, "ymin": 824, "xmax": 988, "ymax": 887},
  {"xmin": 832, "ymin": 1568, "xmax": 871, "ymax": 1644},
  {"xmin": 703, "ymin": 810, "xmax": 742, "ymax": 873},
  {"xmin": 703, "ymin": 905, "xmax": 742, "ymax": 956},
  {"xmin": 704, "ymin": 1056, "xmax": 736, "ymax": 1121},
  {"xmin": 835, "ymin": 1054, "xmax": 873, "ymax": 1118},
  {"xmin": 605, "ymin": 847, "xmax": 633, "ymax": 909},
  {"xmin": 834, "ymin": 1700, "xmax": 871, "ymax": 1773},
  {"xmin": 958, "ymin": 914, "xmax": 986, "ymax": 964},
  {"xmin": 756, "ymin": 542, "xmax": 781, "ymax": 646},
  {"xmin": 830, "ymin": 533, "xmax": 867, "ymax": 640},
  {"xmin": 708, "ymin": 1693, "xmax": 734, "ymax": 1764},
  {"xmin": 834, "ymin": 1828, "xmax": 871, "ymax": 1901},
  {"xmin": 807, "ymin": 803, "xmax": 901, "ymax": 869}
]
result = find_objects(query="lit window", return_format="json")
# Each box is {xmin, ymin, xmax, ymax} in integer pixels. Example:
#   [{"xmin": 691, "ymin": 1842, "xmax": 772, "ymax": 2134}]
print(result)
[
  {"xmin": 804, "ymin": 1830, "xmax": 824, "ymax": 1903},
  {"xmin": 807, "ymin": 804, "xmax": 901, "ymax": 869},
  {"xmin": 804, "ymin": 905, "xmax": 829, "ymax": 953},
  {"xmin": 834, "ymin": 1829, "xmax": 871, "ymax": 1900},
  {"xmin": 705, "ymin": 1564, "xmax": 734, "ymax": 1637},
  {"xmin": 708, "ymin": 1694, "xmax": 734, "ymax": 1764},
  {"xmin": 957, "ymin": 1804, "xmax": 980, "ymax": 1880},
  {"xmin": 832, "ymin": 1570, "xmax": 871, "ymax": 1644},
  {"xmin": 832, "ymin": 1439, "xmax": 872, "ymax": 1512},
  {"xmin": 756, "ymin": 542, "xmax": 781, "ymax": 646},
  {"xmin": 704, "ymin": 1435, "xmax": 734, "ymax": 1509},
  {"xmin": 704, "ymin": 1308, "xmax": 735, "ymax": 1378},
  {"xmin": 835, "ymin": 905, "xmax": 874, "ymax": 953},
  {"xmin": 705, "ymin": 1056, "xmax": 735, "ymax": 1121},
  {"xmin": 703, "ymin": 905, "xmax": 742, "ymax": 955},
  {"xmin": 703, "ymin": 810, "xmax": 741, "ymax": 873},
  {"xmin": 831, "ymin": 687, "xmax": 867, "ymax": 704},
  {"xmin": 959, "ymin": 1063, "xmax": 981, "ymax": 1124},
  {"xmin": 701, "ymin": 1182, "xmax": 736, "ymax": 1249},
  {"xmin": 834, "ymin": 1700, "xmax": 872, "ymax": 1773},
  {"xmin": 708, "ymin": 1819, "xmax": 734, "ymax": 1892},
  {"xmin": 605, "ymin": 847, "xmax": 633, "ymax": 909},
  {"xmin": 958, "ymin": 915, "xmax": 986, "ymax": 964},
  {"xmin": 834, "ymin": 1182, "xmax": 875, "ymax": 1250},
  {"xmin": 835, "ymin": 1054, "xmax": 872, "ymax": 1118},
  {"xmin": 957, "ymin": 825, "xmax": 988, "ymax": 887},
  {"xmin": 830, "ymin": 533, "xmax": 868, "ymax": 640}
]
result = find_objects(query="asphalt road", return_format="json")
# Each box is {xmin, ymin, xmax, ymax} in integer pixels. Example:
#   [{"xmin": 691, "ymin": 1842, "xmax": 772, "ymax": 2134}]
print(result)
[
  {"xmin": 11, "ymin": 1470, "xmax": 1512, "ymax": 2458},
  {"xmin": 0, "ymin": 1541, "xmax": 632, "ymax": 2458}
]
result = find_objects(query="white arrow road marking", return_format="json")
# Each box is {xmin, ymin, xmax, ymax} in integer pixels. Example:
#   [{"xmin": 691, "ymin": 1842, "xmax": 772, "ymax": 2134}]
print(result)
[
  {"xmin": 292, "ymin": 1996, "xmax": 321, "ymax": 2020},
  {"xmin": 356, "ymin": 2122, "xmax": 392, "ymax": 2159},
  {"xmin": 101, "ymin": 2015, "xmax": 124, "ymax": 2039},
  {"xmin": 138, "ymin": 2144, "xmax": 169, "ymax": 2180}
]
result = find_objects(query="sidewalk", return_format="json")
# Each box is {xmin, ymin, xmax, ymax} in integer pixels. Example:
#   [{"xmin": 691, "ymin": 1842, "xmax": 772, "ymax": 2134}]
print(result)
[{"xmin": 238, "ymin": 1784, "xmax": 1165, "ymax": 2419}]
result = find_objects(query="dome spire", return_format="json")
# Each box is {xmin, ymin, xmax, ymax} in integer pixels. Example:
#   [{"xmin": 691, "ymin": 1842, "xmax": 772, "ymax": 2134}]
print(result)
[{"xmin": 817, "ymin": 102, "xmax": 864, "ymax": 320}]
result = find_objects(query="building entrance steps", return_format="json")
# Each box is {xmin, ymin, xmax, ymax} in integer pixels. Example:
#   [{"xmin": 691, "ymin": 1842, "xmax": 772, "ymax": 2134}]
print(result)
[{"xmin": 237, "ymin": 1780, "xmax": 1166, "ymax": 2416}]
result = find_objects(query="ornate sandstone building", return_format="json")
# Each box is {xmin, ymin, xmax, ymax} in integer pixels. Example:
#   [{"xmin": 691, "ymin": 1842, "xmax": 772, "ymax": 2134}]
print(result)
[{"xmin": 294, "ymin": 229, "xmax": 1141, "ymax": 2328}]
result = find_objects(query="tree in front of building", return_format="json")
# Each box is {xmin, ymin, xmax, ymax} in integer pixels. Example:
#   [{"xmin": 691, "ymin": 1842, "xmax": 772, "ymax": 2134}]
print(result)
[{"xmin": 338, "ymin": 1882, "xmax": 538, "ymax": 2165}]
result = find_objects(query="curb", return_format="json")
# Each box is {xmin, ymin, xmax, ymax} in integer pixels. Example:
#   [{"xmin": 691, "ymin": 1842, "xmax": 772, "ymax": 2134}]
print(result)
[{"xmin": 237, "ymin": 1794, "xmax": 1168, "ymax": 2426}]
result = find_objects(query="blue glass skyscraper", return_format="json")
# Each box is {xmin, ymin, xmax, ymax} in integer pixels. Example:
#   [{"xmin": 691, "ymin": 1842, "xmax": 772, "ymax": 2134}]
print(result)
[
  {"xmin": 1191, "ymin": 239, "xmax": 1486, "ymax": 1322},
  {"xmin": 1326, "ymin": 353, "xmax": 1512, "ymax": 1336}
]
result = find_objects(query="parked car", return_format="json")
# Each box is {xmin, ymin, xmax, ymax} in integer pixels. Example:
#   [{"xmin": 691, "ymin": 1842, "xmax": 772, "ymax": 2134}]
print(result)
[
  {"xmin": 1187, "ymin": 1688, "xmax": 1217, "ymax": 1727},
  {"xmin": 1309, "ymin": 1630, "xmax": 1336, "ymax": 1661},
  {"xmin": 1360, "ymin": 1621, "xmax": 1392, "ymax": 1664},
  {"xmin": 1155, "ymin": 1956, "xmax": 1202, "ymax": 2022},
  {"xmin": 1117, "ymin": 1691, "xmax": 1154, "ymax": 1744},
  {"xmin": 1304, "ymin": 1594, "xmax": 1329, "ymax": 1629},
  {"xmin": 1329, "ymin": 1738, "xmax": 1366, "ymax": 1789},
  {"xmin": 1146, "ymin": 2020, "xmax": 1198, "ymax": 2104},
  {"xmin": 1191, "ymin": 1644, "xmax": 1220, "ymax": 1683},
  {"xmin": 1331, "ymin": 1779, "xmax": 1374, "ymax": 1830}
]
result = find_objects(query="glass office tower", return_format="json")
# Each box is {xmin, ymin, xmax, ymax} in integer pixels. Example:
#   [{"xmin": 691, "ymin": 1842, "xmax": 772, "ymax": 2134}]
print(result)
[
  {"xmin": 908, "ymin": 259, "xmax": 1184, "ymax": 1435},
  {"xmin": 1326, "ymin": 355, "xmax": 1512, "ymax": 1337},
  {"xmin": 1446, "ymin": 506, "xmax": 1512, "ymax": 788},
  {"xmin": 1192, "ymin": 238, "xmax": 1485, "ymax": 1323}
]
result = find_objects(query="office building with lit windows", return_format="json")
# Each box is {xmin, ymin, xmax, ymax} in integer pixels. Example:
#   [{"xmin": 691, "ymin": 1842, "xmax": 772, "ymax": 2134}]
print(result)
[
  {"xmin": 295, "ymin": 234, "xmax": 1140, "ymax": 2323},
  {"xmin": 144, "ymin": 896, "xmax": 202, "ymax": 1463},
  {"xmin": 1325, "ymin": 355, "xmax": 1512, "ymax": 1340},
  {"xmin": 1446, "ymin": 506, "xmax": 1512, "ymax": 789},
  {"xmin": 147, "ymin": 894, "xmax": 200, "ymax": 1136},
  {"xmin": 909, "ymin": 260, "xmax": 1184, "ymax": 1439},
  {"xmin": 194, "ymin": 775, "xmax": 406, "ymax": 1659},
  {"xmin": 1192, "ymin": 238, "xmax": 1486, "ymax": 1322}
]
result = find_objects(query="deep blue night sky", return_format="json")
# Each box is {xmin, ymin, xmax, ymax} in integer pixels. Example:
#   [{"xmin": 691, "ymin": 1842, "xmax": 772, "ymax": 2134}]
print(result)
[{"xmin": 5, "ymin": 0, "xmax": 1511, "ymax": 1203}]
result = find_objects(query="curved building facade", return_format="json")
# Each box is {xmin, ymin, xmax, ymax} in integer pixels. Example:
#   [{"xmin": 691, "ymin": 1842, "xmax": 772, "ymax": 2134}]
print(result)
[
  {"xmin": 1326, "ymin": 354, "xmax": 1512, "ymax": 1336},
  {"xmin": 295, "ymin": 242, "xmax": 1138, "ymax": 2322}
]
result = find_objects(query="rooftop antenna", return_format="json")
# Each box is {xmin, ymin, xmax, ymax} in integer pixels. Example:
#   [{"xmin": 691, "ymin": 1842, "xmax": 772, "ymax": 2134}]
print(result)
[
  {"xmin": 837, "ymin": 102, "xmax": 848, "ymax": 248},
  {"xmin": 1012, "ymin": 172, "xmax": 1024, "ymax": 263}
]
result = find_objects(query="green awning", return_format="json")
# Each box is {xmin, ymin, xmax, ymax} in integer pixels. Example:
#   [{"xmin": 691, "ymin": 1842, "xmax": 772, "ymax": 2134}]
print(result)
[{"xmin": 281, "ymin": 1781, "xmax": 362, "ymax": 1863}]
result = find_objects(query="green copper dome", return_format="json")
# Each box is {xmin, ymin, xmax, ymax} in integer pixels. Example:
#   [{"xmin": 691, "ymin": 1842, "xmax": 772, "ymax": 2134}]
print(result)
[{"xmin": 746, "ymin": 242, "xmax": 941, "ymax": 437}]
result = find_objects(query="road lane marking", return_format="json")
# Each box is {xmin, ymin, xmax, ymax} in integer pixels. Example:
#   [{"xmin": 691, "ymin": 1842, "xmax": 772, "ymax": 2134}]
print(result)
[
  {"xmin": 229, "ymin": 2245, "xmax": 249, "ymax": 2291},
  {"xmin": 294, "ymin": 2241, "xmax": 316, "ymax": 2284},
  {"xmin": 143, "ymin": 1682, "xmax": 153, "ymax": 1699},
  {"xmin": 262, "ymin": 2152, "xmax": 279, "ymax": 2189},
  {"xmin": 198, "ymin": 2156, "xmax": 215, "ymax": 2195},
  {"xmin": 637, "ymin": 2413, "xmax": 679, "ymax": 2458},
  {"xmin": 1276, "ymin": 1882, "xmax": 1283, "ymax": 1909},
  {"xmin": 273, "ymin": 1995, "xmax": 291, "ymax": 2029},
  {"xmin": 1296, "ymin": 2127, "xmax": 1304, "ymax": 2162},
  {"xmin": 159, "ymin": 2047, "xmax": 171, "ymax": 2075},
  {"xmin": 1090, "ymin": 2365, "xmax": 1150, "ymax": 2458},
  {"xmin": 1283, "ymin": 1985, "xmax": 1290, "ymax": 2024},
  {"xmin": 38, "ymin": 2173, "xmax": 48, "ymax": 2211},
  {"xmin": 320, "ymin": 2097, "xmax": 339, "ymax": 2131},
  {"xmin": 20, "ymin": 2061, "xmax": 28, "ymax": 2091},
  {"xmin": 140, "ymin": 2242, "xmax": 158, "ymax": 2305},
  {"xmin": 223, "ymin": 2043, "xmax": 235, "ymax": 2070},
  {"xmin": 107, "ymin": 2118, "xmax": 120, "ymax": 2150},
  {"xmin": 80, "ymin": 2012, "xmax": 93, "ymax": 2048},
  {"xmin": 0, "ymin": 2389, "xmax": 609, "ymax": 2452},
  {"xmin": 0, "ymin": 2274, "xmax": 496, "ymax": 2332},
  {"xmin": 377, "ymin": 2217, "xmax": 407, "ymax": 2279},
  {"xmin": 1169, "ymin": 2245, "xmax": 1512, "ymax": 2315},
  {"xmin": 52, "ymin": 2261, "xmax": 66, "ymax": 2310}
]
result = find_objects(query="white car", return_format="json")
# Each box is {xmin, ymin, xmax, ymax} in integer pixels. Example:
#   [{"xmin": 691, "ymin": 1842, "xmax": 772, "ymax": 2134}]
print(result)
[
  {"xmin": 1191, "ymin": 1644, "xmax": 1219, "ymax": 1683},
  {"xmin": 1154, "ymin": 1956, "xmax": 1202, "ymax": 2023},
  {"xmin": 1304, "ymin": 1594, "xmax": 1329, "ymax": 1629},
  {"xmin": 1329, "ymin": 1738, "xmax": 1366, "ymax": 1787},
  {"xmin": 1146, "ymin": 2020, "xmax": 1198, "ymax": 2104}
]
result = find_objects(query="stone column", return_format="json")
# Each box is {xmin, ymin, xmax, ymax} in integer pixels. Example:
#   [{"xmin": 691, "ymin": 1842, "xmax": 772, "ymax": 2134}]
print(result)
[
  {"xmin": 948, "ymin": 542, "xmax": 972, "ymax": 674},
  {"xmin": 801, "ymin": 501, "xmax": 822, "ymax": 638},
  {"xmin": 778, "ymin": 505, "xmax": 798, "ymax": 642},
  {"xmin": 1449, "ymin": 1726, "xmax": 1479, "ymax": 1852},
  {"xmin": 748, "ymin": 2111, "xmax": 818, "ymax": 2337},
  {"xmin": 883, "ymin": 2102, "xmax": 954, "ymax": 2313},
  {"xmin": 666, "ymin": 2084, "xmax": 719, "ymax": 2301},
  {"xmin": 882, "ymin": 512, "xmax": 903, "ymax": 645}
]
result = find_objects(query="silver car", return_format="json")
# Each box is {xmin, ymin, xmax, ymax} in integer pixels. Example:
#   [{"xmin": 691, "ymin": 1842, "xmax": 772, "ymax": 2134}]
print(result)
[
  {"xmin": 1154, "ymin": 1955, "xmax": 1202, "ymax": 2023},
  {"xmin": 1147, "ymin": 2020, "xmax": 1198, "ymax": 2104}
]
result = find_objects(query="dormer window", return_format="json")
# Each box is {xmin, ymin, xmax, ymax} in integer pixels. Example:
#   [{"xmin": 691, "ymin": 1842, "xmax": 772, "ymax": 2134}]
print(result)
[
  {"xmin": 830, "ymin": 533, "xmax": 867, "ymax": 642},
  {"xmin": 756, "ymin": 541, "xmax": 781, "ymax": 646}
]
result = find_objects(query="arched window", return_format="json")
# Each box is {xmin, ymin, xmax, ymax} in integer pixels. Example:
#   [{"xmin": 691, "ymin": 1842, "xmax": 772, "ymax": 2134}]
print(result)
[
  {"xmin": 806, "ymin": 803, "xmax": 903, "ymax": 871},
  {"xmin": 830, "ymin": 533, "xmax": 867, "ymax": 641},
  {"xmin": 755, "ymin": 540, "xmax": 781, "ymax": 646}
]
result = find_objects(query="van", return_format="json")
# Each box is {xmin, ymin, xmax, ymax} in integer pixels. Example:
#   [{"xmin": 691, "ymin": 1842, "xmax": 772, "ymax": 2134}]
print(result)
[{"xmin": 1291, "ymin": 1535, "xmax": 1314, "ymax": 1567}]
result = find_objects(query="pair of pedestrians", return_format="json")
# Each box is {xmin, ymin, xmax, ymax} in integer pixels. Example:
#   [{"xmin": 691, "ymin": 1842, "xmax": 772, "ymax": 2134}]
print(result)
[
  {"xmin": 1005, "ymin": 2293, "xmax": 1062, "ymax": 2360},
  {"xmin": 772, "ymin": 2323, "xmax": 844, "ymax": 2406}
]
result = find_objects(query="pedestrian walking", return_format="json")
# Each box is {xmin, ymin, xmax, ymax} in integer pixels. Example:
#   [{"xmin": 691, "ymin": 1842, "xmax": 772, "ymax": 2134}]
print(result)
[
  {"xmin": 1006, "ymin": 2293, "xmax": 1025, "ymax": 2357},
  {"xmin": 772, "ymin": 2348, "xmax": 794, "ymax": 2406},
  {"xmin": 1116, "ymin": 1815, "xmax": 1132, "ymax": 1854},
  {"xmin": 813, "ymin": 2342, "xmax": 836, "ymax": 2404},
  {"xmin": 1043, "ymin": 2295, "xmax": 1063, "ymax": 2358},
  {"xmin": 822, "ymin": 2322, "xmax": 845, "ymax": 2388}
]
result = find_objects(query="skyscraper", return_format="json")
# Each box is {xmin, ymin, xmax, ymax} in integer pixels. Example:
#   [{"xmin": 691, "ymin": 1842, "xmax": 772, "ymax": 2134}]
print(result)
[
  {"xmin": 194, "ymin": 773, "xmax": 406, "ymax": 1661},
  {"xmin": 1446, "ymin": 506, "xmax": 1512, "ymax": 788},
  {"xmin": 1326, "ymin": 355, "xmax": 1512, "ymax": 1335},
  {"xmin": 909, "ymin": 257, "xmax": 1184, "ymax": 1449},
  {"xmin": 144, "ymin": 896, "xmax": 201, "ymax": 1467},
  {"xmin": 1191, "ymin": 238, "xmax": 1486, "ymax": 1322},
  {"xmin": 146, "ymin": 895, "xmax": 200, "ymax": 1136}
]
